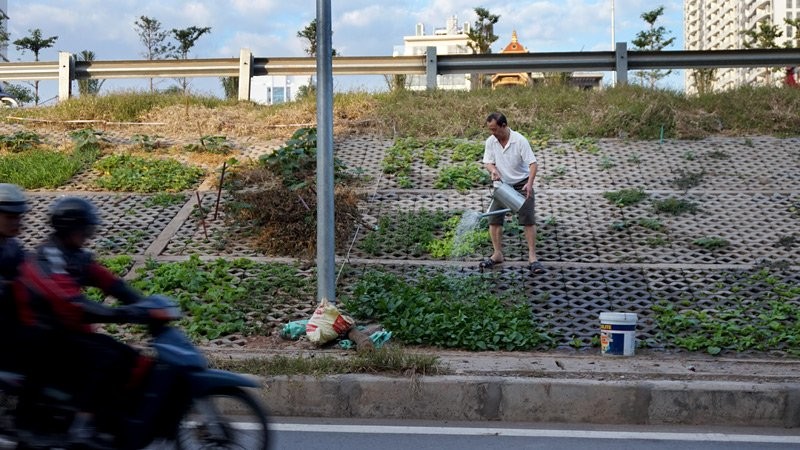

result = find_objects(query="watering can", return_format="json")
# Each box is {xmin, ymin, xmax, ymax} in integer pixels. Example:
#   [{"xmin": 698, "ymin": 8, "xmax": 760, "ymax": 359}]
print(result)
[{"xmin": 482, "ymin": 182, "xmax": 526, "ymax": 218}]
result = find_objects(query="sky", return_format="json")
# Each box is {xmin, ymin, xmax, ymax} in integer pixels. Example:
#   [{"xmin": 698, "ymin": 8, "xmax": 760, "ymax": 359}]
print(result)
[{"xmin": 4, "ymin": 0, "xmax": 684, "ymax": 102}]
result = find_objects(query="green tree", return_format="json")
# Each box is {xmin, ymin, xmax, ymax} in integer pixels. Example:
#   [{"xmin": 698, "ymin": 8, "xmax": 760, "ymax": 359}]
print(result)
[
  {"xmin": 2, "ymin": 83, "xmax": 34, "ymax": 105},
  {"xmin": 134, "ymin": 16, "xmax": 175, "ymax": 92},
  {"xmin": 13, "ymin": 28, "xmax": 58, "ymax": 104},
  {"xmin": 76, "ymin": 50, "xmax": 105, "ymax": 96},
  {"xmin": 0, "ymin": 16, "xmax": 9, "ymax": 58},
  {"xmin": 220, "ymin": 76, "xmax": 237, "ymax": 100},
  {"xmin": 742, "ymin": 20, "xmax": 783, "ymax": 84},
  {"xmin": 690, "ymin": 68, "xmax": 716, "ymax": 95},
  {"xmin": 297, "ymin": 19, "xmax": 339, "ymax": 58},
  {"xmin": 297, "ymin": 19, "xmax": 338, "ymax": 98},
  {"xmin": 171, "ymin": 26, "xmax": 212, "ymax": 93},
  {"xmin": 631, "ymin": 6, "xmax": 675, "ymax": 88},
  {"xmin": 466, "ymin": 7, "xmax": 500, "ymax": 89}
]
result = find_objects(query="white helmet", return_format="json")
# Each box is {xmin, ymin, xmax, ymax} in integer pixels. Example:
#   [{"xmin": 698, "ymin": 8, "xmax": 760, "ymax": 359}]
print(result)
[{"xmin": 0, "ymin": 183, "xmax": 29, "ymax": 214}]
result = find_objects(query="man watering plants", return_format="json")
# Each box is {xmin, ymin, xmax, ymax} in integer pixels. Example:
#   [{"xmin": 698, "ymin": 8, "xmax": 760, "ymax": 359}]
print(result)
[{"xmin": 480, "ymin": 112, "xmax": 545, "ymax": 274}]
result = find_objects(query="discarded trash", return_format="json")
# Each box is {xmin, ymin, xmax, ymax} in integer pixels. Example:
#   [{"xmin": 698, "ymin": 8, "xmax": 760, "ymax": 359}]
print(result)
[
  {"xmin": 280, "ymin": 320, "xmax": 308, "ymax": 340},
  {"xmin": 306, "ymin": 299, "xmax": 354, "ymax": 345},
  {"xmin": 338, "ymin": 330, "xmax": 393, "ymax": 350}
]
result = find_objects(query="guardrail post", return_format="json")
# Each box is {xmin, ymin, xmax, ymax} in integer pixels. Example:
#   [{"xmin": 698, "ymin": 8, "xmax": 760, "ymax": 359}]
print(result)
[
  {"xmin": 426, "ymin": 46, "xmax": 437, "ymax": 90},
  {"xmin": 58, "ymin": 51, "xmax": 74, "ymax": 102},
  {"xmin": 615, "ymin": 42, "xmax": 628, "ymax": 85},
  {"xmin": 238, "ymin": 48, "xmax": 253, "ymax": 101}
]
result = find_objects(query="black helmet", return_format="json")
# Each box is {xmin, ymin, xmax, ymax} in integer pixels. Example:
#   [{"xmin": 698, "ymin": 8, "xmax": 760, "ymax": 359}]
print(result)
[
  {"xmin": 0, "ymin": 183, "xmax": 29, "ymax": 214},
  {"xmin": 49, "ymin": 197, "xmax": 101, "ymax": 234}
]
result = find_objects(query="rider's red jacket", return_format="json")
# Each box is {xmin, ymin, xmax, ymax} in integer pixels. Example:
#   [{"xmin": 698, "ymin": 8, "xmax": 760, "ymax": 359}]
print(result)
[{"xmin": 14, "ymin": 236, "xmax": 142, "ymax": 334}]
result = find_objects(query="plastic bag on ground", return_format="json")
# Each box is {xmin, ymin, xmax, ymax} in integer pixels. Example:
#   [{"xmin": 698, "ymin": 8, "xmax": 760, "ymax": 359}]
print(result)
[
  {"xmin": 305, "ymin": 299, "xmax": 354, "ymax": 345},
  {"xmin": 280, "ymin": 320, "xmax": 308, "ymax": 340}
]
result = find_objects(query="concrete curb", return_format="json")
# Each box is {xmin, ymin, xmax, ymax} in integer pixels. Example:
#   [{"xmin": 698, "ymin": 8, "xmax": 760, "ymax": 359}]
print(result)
[{"xmin": 256, "ymin": 375, "xmax": 800, "ymax": 428}]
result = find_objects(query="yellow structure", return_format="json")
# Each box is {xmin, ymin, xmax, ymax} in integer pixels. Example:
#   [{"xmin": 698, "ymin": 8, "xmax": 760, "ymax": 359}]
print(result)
[{"xmin": 491, "ymin": 31, "xmax": 532, "ymax": 88}]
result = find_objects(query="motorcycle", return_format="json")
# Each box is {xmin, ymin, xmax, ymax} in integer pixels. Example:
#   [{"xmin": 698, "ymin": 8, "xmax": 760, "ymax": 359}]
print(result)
[{"xmin": 0, "ymin": 295, "xmax": 271, "ymax": 449}]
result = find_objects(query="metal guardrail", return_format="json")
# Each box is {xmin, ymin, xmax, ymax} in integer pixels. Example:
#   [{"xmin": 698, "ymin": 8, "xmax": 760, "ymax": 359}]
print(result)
[{"xmin": 2, "ymin": 43, "xmax": 800, "ymax": 102}]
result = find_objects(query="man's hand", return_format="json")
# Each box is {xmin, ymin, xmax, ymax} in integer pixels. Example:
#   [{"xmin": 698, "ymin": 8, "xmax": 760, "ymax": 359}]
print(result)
[{"xmin": 524, "ymin": 184, "xmax": 533, "ymax": 198}]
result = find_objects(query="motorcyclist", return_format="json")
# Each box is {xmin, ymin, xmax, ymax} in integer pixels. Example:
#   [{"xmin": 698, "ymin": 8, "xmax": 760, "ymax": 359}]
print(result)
[
  {"xmin": 14, "ymin": 196, "xmax": 155, "ymax": 448},
  {"xmin": 0, "ymin": 183, "xmax": 29, "ymax": 371}
]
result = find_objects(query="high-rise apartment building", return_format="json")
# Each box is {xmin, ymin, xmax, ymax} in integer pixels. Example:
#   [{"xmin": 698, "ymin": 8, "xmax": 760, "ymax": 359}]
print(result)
[{"xmin": 685, "ymin": 0, "xmax": 798, "ymax": 92}]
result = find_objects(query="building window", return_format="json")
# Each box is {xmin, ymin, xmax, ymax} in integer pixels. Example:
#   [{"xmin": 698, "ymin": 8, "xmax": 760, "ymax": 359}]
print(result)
[{"xmin": 789, "ymin": 0, "xmax": 793, "ymax": 9}]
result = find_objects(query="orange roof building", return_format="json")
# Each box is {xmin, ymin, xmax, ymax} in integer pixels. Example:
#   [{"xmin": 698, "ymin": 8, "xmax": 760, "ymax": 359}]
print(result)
[{"xmin": 491, "ymin": 31, "xmax": 532, "ymax": 89}]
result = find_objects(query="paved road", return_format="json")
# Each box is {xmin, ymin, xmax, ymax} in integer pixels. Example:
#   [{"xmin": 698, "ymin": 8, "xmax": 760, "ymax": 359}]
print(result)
[{"xmin": 269, "ymin": 418, "xmax": 800, "ymax": 450}]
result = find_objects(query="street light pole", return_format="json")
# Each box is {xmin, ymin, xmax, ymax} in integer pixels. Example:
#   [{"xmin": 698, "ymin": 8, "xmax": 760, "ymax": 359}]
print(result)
[{"xmin": 611, "ymin": 0, "xmax": 616, "ymax": 85}]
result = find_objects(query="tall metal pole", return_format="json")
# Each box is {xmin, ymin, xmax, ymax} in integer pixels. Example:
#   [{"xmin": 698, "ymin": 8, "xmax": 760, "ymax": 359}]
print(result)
[
  {"xmin": 611, "ymin": 0, "xmax": 616, "ymax": 86},
  {"xmin": 316, "ymin": 0, "xmax": 336, "ymax": 303}
]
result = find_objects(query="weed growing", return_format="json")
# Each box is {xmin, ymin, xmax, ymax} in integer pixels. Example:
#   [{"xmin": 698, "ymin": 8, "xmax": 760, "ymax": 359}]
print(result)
[
  {"xmin": 342, "ymin": 269, "xmax": 553, "ymax": 351},
  {"xmin": 652, "ymin": 197, "xmax": 698, "ymax": 215},
  {"xmin": 671, "ymin": 169, "xmax": 705, "ymax": 190},
  {"xmin": 0, "ymin": 131, "xmax": 42, "ymax": 152},
  {"xmin": 603, "ymin": 188, "xmax": 648, "ymax": 207},
  {"xmin": 93, "ymin": 154, "xmax": 205, "ymax": 192},
  {"xmin": 360, "ymin": 210, "xmax": 447, "ymax": 257},
  {"xmin": 0, "ymin": 146, "xmax": 99, "ymax": 189},
  {"xmin": 653, "ymin": 268, "xmax": 800, "ymax": 355},
  {"xmin": 210, "ymin": 347, "xmax": 445, "ymax": 376},
  {"xmin": 693, "ymin": 236, "xmax": 730, "ymax": 251},
  {"xmin": 434, "ymin": 162, "xmax": 490, "ymax": 191}
]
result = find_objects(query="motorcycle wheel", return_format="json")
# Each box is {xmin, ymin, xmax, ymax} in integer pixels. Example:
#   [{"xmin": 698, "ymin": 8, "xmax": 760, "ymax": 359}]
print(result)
[
  {"xmin": 0, "ymin": 97, "xmax": 18, "ymax": 108},
  {"xmin": 175, "ymin": 387, "xmax": 270, "ymax": 450}
]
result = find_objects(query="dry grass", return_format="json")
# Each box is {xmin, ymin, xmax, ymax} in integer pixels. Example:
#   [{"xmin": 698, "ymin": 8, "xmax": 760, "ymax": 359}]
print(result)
[
  {"xmin": 2, "ymin": 84, "xmax": 799, "ymax": 143},
  {"xmin": 229, "ymin": 181, "xmax": 364, "ymax": 258}
]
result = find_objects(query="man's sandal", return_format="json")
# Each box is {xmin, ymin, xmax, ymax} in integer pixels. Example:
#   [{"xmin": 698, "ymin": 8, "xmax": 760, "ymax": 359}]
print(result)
[
  {"xmin": 479, "ymin": 258, "xmax": 502, "ymax": 270},
  {"xmin": 529, "ymin": 260, "xmax": 546, "ymax": 274}
]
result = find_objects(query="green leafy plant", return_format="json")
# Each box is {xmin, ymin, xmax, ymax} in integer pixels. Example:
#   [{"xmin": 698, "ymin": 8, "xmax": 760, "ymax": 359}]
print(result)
[
  {"xmin": 652, "ymin": 197, "xmax": 698, "ymax": 215},
  {"xmin": 69, "ymin": 128, "xmax": 108, "ymax": 153},
  {"xmin": 342, "ymin": 270, "xmax": 553, "ymax": 351},
  {"xmin": 682, "ymin": 150, "xmax": 695, "ymax": 161},
  {"xmin": 0, "ymin": 146, "xmax": 99, "ymax": 189},
  {"xmin": 671, "ymin": 169, "xmax": 705, "ymax": 190},
  {"xmin": 360, "ymin": 210, "xmax": 447, "ymax": 257},
  {"xmin": 645, "ymin": 236, "xmax": 669, "ymax": 247},
  {"xmin": 637, "ymin": 217, "xmax": 665, "ymax": 231},
  {"xmin": 131, "ymin": 256, "xmax": 313, "ymax": 340},
  {"xmin": 93, "ymin": 154, "xmax": 204, "ymax": 192},
  {"xmin": 131, "ymin": 134, "xmax": 166, "ymax": 151},
  {"xmin": 0, "ymin": 131, "xmax": 42, "ymax": 152},
  {"xmin": 627, "ymin": 153, "xmax": 641, "ymax": 164},
  {"xmin": 381, "ymin": 137, "xmax": 419, "ymax": 177},
  {"xmin": 427, "ymin": 213, "xmax": 490, "ymax": 259},
  {"xmin": 706, "ymin": 149, "xmax": 729, "ymax": 159},
  {"xmin": 599, "ymin": 155, "xmax": 616, "ymax": 170},
  {"xmin": 183, "ymin": 135, "xmax": 232, "ymax": 154},
  {"xmin": 653, "ymin": 269, "xmax": 800, "ymax": 355},
  {"xmin": 693, "ymin": 236, "xmax": 730, "ymax": 251},
  {"xmin": 450, "ymin": 141, "xmax": 484, "ymax": 162},
  {"xmin": 603, "ymin": 188, "xmax": 648, "ymax": 207},
  {"xmin": 260, "ymin": 127, "xmax": 349, "ymax": 190},
  {"xmin": 571, "ymin": 137, "xmax": 599, "ymax": 154},
  {"xmin": 434, "ymin": 162, "xmax": 490, "ymax": 191}
]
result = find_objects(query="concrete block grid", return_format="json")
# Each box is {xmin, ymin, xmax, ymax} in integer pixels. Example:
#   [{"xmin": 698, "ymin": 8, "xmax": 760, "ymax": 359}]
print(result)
[
  {"xmin": 7, "ymin": 127, "xmax": 800, "ymax": 426},
  {"xmin": 8, "ymin": 131, "xmax": 800, "ymax": 351}
]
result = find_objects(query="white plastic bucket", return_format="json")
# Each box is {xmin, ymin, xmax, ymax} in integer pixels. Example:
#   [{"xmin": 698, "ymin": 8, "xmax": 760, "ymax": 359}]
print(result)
[{"xmin": 599, "ymin": 312, "xmax": 637, "ymax": 356}]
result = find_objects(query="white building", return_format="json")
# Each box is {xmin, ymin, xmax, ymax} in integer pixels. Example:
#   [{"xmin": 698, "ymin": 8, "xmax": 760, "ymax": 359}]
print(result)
[
  {"xmin": 394, "ymin": 15, "xmax": 474, "ymax": 90},
  {"xmin": 685, "ymin": 0, "xmax": 799, "ymax": 92},
  {"xmin": 249, "ymin": 75, "xmax": 310, "ymax": 105}
]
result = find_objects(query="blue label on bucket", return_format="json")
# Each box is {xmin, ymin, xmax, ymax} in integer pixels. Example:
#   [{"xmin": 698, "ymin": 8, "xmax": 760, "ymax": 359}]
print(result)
[{"xmin": 600, "ymin": 325, "xmax": 636, "ymax": 356}]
